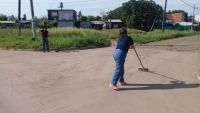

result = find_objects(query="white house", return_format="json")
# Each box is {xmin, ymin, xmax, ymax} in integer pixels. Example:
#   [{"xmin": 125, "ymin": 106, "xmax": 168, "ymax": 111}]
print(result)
[{"xmin": 195, "ymin": 14, "xmax": 200, "ymax": 22}]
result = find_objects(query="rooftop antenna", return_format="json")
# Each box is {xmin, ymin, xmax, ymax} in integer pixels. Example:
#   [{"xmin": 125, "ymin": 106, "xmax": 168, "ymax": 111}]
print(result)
[{"xmin": 58, "ymin": 2, "xmax": 63, "ymax": 10}]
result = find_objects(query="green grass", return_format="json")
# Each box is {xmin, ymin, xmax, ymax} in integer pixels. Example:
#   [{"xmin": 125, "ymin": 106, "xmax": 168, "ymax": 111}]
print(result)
[
  {"xmin": 101, "ymin": 29, "xmax": 200, "ymax": 44},
  {"xmin": 0, "ymin": 28, "xmax": 111, "ymax": 50},
  {"xmin": 0, "ymin": 28, "xmax": 199, "ymax": 50},
  {"xmin": 131, "ymin": 30, "xmax": 200, "ymax": 44}
]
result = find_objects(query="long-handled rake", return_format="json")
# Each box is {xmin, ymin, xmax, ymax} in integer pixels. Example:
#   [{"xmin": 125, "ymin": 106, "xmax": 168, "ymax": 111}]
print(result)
[{"xmin": 134, "ymin": 48, "xmax": 149, "ymax": 72}]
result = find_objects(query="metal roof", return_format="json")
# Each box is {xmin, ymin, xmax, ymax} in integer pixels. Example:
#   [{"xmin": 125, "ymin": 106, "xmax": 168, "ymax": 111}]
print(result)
[
  {"xmin": 47, "ymin": 9, "xmax": 76, "ymax": 11},
  {"xmin": 0, "ymin": 21, "xmax": 14, "ymax": 24},
  {"xmin": 174, "ymin": 22, "xmax": 198, "ymax": 26},
  {"xmin": 0, "ymin": 20, "xmax": 31, "ymax": 24},
  {"xmin": 108, "ymin": 19, "xmax": 122, "ymax": 22},
  {"xmin": 91, "ymin": 21, "xmax": 105, "ymax": 25}
]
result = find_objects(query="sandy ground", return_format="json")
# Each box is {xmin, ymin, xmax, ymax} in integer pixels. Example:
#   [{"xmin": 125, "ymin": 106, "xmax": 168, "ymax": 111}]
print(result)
[{"xmin": 0, "ymin": 35, "xmax": 200, "ymax": 113}]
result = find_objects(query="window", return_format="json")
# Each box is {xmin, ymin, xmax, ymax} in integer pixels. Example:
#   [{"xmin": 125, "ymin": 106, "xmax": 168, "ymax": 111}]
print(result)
[
  {"xmin": 59, "ymin": 11, "xmax": 73, "ymax": 20},
  {"xmin": 51, "ymin": 12, "xmax": 58, "ymax": 17},
  {"xmin": 114, "ymin": 24, "xmax": 118, "ymax": 28}
]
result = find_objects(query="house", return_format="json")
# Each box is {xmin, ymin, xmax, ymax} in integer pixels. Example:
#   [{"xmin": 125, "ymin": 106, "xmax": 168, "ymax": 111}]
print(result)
[
  {"xmin": 195, "ymin": 14, "xmax": 200, "ymax": 22},
  {"xmin": 47, "ymin": 9, "xmax": 77, "ymax": 27},
  {"xmin": 91, "ymin": 21, "xmax": 105, "ymax": 30},
  {"xmin": 80, "ymin": 21, "xmax": 91, "ymax": 28},
  {"xmin": 173, "ymin": 22, "xmax": 199, "ymax": 31},
  {"xmin": 0, "ymin": 21, "xmax": 15, "ymax": 27},
  {"xmin": 108, "ymin": 19, "xmax": 125, "ymax": 29},
  {"xmin": 0, "ymin": 20, "xmax": 31, "ymax": 28},
  {"xmin": 165, "ymin": 13, "xmax": 185, "ymax": 23},
  {"xmin": 187, "ymin": 16, "xmax": 193, "ymax": 22},
  {"xmin": 20, "ymin": 20, "xmax": 32, "ymax": 28}
]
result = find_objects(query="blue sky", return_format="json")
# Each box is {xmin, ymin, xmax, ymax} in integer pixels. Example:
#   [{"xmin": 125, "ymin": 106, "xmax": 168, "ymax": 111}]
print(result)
[{"xmin": 0, "ymin": 0, "xmax": 200, "ymax": 19}]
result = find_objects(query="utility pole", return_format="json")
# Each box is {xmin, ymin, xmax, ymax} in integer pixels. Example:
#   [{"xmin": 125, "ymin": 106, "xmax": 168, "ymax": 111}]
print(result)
[
  {"xmin": 18, "ymin": 0, "xmax": 21, "ymax": 36},
  {"xmin": 148, "ymin": 19, "xmax": 150, "ymax": 32},
  {"xmin": 162, "ymin": 0, "xmax": 167, "ymax": 32},
  {"xmin": 191, "ymin": 4, "xmax": 195, "ymax": 31},
  {"xmin": 30, "ymin": 0, "xmax": 36, "ymax": 40}
]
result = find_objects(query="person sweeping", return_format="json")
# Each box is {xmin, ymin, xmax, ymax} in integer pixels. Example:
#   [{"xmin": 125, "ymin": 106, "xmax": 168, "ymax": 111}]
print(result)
[
  {"xmin": 110, "ymin": 28, "xmax": 135, "ymax": 90},
  {"xmin": 39, "ymin": 26, "xmax": 49, "ymax": 52}
]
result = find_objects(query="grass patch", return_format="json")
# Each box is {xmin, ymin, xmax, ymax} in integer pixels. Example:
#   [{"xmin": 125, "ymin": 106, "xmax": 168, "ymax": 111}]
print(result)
[
  {"xmin": 0, "ymin": 28, "xmax": 199, "ymax": 50},
  {"xmin": 0, "ymin": 28, "xmax": 111, "ymax": 50},
  {"xmin": 131, "ymin": 30, "xmax": 200, "ymax": 44},
  {"xmin": 101, "ymin": 29, "xmax": 200, "ymax": 44}
]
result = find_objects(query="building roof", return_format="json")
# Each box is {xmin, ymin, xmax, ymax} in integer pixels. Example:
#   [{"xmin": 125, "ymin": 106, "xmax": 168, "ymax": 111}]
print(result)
[
  {"xmin": 0, "ymin": 20, "xmax": 31, "ymax": 24},
  {"xmin": 0, "ymin": 21, "xmax": 15, "ymax": 24},
  {"xmin": 47, "ymin": 9, "xmax": 76, "ymax": 11},
  {"xmin": 91, "ymin": 21, "xmax": 104, "ymax": 25},
  {"xmin": 174, "ymin": 22, "xmax": 199, "ymax": 26},
  {"xmin": 108, "ymin": 19, "xmax": 122, "ymax": 22}
]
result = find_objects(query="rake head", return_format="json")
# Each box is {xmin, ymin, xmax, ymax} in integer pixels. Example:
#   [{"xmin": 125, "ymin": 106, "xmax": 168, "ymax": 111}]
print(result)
[{"xmin": 138, "ymin": 68, "xmax": 149, "ymax": 72}]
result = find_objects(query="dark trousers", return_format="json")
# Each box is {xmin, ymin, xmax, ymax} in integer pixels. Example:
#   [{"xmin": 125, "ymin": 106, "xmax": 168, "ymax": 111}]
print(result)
[{"xmin": 42, "ymin": 37, "xmax": 49, "ymax": 52}]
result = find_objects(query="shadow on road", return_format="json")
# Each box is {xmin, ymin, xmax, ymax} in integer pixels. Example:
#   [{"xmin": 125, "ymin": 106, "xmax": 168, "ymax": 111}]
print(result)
[
  {"xmin": 120, "ymin": 81, "xmax": 200, "ymax": 91},
  {"xmin": 149, "ymin": 71, "xmax": 184, "ymax": 82}
]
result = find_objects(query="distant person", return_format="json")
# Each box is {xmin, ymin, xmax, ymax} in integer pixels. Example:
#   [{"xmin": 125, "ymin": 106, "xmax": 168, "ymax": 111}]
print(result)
[
  {"xmin": 39, "ymin": 26, "xmax": 49, "ymax": 52},
  {"xmin": 110, "ymin": 28, "xmax": 135, "ymax": 90}
]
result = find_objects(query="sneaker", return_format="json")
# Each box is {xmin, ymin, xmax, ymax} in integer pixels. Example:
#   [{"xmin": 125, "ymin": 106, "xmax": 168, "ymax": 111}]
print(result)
[
  {"xmin": 119, "ymin": 82, "xmax": 128, "ymax": 86},
  {"xmin": 109, "ymin": 84, "xmax": 119, "ymax": 90}
]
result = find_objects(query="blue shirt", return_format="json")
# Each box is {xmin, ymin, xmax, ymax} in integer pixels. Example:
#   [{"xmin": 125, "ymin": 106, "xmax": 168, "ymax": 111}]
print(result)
[{"xmin": 116, "ymin": 36, "xmax": 134, "ymax": 53}]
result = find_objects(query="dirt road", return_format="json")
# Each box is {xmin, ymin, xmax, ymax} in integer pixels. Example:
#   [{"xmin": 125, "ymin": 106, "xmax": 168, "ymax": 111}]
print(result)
[{"xmin": 0, "ymin": 36, "xmax": 200, "ymax": 113}]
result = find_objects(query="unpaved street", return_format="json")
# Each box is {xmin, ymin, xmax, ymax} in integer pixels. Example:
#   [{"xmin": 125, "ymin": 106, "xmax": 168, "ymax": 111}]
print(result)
[{"xmin": 0, "ymin": 36, "xmax": 200, "ymax": 113}]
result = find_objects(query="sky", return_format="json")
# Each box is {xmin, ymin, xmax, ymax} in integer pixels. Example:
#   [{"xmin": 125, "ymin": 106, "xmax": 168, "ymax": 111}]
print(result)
[{"xmin": 0, "ymin": 0, "xmax": 200, "ymax": 19}]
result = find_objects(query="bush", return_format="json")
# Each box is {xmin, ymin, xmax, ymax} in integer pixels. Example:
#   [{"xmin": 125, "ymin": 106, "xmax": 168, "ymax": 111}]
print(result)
[{"xmin": 50, "ymin": 20, "xmax": 58, "ymax": 28}]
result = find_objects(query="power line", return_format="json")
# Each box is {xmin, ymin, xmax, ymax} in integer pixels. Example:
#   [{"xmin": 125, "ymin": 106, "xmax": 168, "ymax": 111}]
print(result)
[
  {"xmin": 180, "ymin": 0, "xmax": 200, "ymax": 12},
  {"xmin": 180, "ymin": 0, "xmax": 194, "ymax": 8},
  {"xmin": 0, "ymin": 0, "xmax": 97, "ymax": 5},
  {"xmin": 175, "ymin": 0, "xmax": 193, "ymax": 11},
  {"xmin": 0, "ymin": 0, "xmax": 123, "ymax": 7}
]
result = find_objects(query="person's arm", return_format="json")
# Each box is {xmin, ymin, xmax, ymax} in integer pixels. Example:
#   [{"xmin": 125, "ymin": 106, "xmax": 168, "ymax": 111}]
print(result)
[
  {"xmin": 38, "ymin": 29, "xmax": 42, "ymax": 33},
  {"xmin": 130, "ymin": 44, "xmax": 135, "ymax": 49},
  {"xmin": 46, "ymin": 31, "xmax": 48, "ymax": 40},
  {"xmin": 129, "ymin": 37, "xmax": 134, "ymax": 49}
]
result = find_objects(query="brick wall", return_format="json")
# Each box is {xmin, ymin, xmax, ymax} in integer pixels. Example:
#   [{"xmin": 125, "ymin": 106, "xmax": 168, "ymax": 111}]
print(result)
[{"xmin": 165, "ymin": 13, "xmax": 184, "ymax": 23}]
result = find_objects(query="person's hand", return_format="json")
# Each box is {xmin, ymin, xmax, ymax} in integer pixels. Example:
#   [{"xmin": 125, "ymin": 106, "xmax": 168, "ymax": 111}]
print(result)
[
  {"xmin": 130, "ymin": 44, "xmax": 135, "ymax": 49},
  {"xmin": 46, "ymin": 38, "xmax": 48, "ymax": 40}
]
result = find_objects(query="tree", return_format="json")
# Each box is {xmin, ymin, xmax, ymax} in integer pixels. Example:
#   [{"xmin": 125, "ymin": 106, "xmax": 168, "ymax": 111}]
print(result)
[
  {"xmin": 101, "ymin": 15, "xmax": 108, "ymax": 21},
  {"xmin": 107, "ymin": 7, "xmax": 124, "ymax": 19},
  {"xmin": 42, "ymin": 20, "xmax": 47, "ymax": 26},
  {"xmin": 78, "ymin": 11, "xmax": 82, "ymax": 17},
  {"xmin": 107, "ymin": 0, "xmax": 163, "ymax": 30},
  {"xmin": 99, "ymin": 9, "xmax": 108, "ymax": 21},
  {"xmin": 0, "ymin": 14, "xmax": 7, "ymax": 20},
  {"xmin": 34, "ymin": 15, "xmax": 48, "ymax": 26},
  {"xmin": 34, "ymin": 15, "xmax": 47, "ymax": 21},
  {"xmin": 15, "ymin": 19, "xmax": 18, "ymax": 24},
  {"xmin": 50, "ymin": 20, "xmax": 58, "ymax": 27},
  {"xmin": 87, "ymin": 15, "xmax": 95, "ymax": 21},
  {"xmin": 95, "ymin": 16, "xmax": 101, "ymax": 21},
  {"xmin": 80, "ymin": 16, "xmax": 88, "ymax": 21}
]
